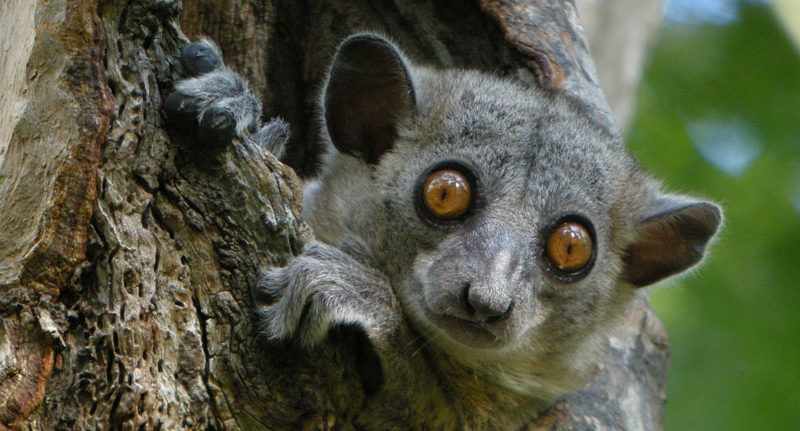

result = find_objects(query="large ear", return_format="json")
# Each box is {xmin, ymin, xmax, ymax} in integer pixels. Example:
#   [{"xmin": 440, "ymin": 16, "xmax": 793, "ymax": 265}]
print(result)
[
  {"xmin": 622, "ymin": 196, "xmax": 722, "ymax": 287},
  {"xmin": 324, "ymin": 34, "xmax": 416, "ymax": 164}
]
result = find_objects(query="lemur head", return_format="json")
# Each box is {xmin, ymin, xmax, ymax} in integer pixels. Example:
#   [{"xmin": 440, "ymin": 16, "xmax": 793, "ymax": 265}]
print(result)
[{"xmin": 305, "ymin": 34, "xmax": 721, "ymax": 395}]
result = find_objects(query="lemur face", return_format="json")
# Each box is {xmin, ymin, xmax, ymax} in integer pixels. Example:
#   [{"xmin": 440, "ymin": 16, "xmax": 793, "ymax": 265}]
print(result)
[
  {"xmin": 314, "ymin": 34, "xmax": 720, "ymax": 366},
  {"xmin": 363, "ymin": 71, "xmax": 631, "ymax": 358}
]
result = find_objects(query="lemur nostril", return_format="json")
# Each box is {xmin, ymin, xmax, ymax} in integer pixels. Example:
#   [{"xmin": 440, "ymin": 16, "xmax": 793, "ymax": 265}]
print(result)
[
  {"xmin": 485, "ymin": 301, "xmax": 514, "ymax": 324},
  {"xmin": 462, "ymin": 282, "xmax": 475, "ymax": 315},
  {"xmin": 485, "ymin": 315, "xmax": 501, "ymax": 324}
]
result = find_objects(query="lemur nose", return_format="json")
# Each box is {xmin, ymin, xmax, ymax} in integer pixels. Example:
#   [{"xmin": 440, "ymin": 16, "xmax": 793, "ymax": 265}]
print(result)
[{"xmin": 461, "ymin": 282, "xmax": 514, "ymax": 324}]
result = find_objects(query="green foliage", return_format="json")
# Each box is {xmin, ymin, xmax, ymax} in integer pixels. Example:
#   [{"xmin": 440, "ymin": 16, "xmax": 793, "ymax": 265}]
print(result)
[{"xmin": 628, "ymin": 3, "xmax": 800, "ymax": 430}]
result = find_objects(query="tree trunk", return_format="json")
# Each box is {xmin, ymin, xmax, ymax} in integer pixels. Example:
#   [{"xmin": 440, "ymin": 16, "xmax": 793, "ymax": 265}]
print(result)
[
  {"xmin": 0, "ymin": 1, "xmax": 667, "ymax": 430},
  {"xmin": 575, "ymin": 0, "xmax": 665, "ymax": 131}
]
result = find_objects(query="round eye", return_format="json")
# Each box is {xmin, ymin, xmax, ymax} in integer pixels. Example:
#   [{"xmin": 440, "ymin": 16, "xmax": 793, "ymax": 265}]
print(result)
[
  {"xmin": 422, "ymin": 169, "xmax": 472, "ymax": 220},
  {"xmin": 546, "ymin": 222, "xmax": 593, "ymax": 273}
]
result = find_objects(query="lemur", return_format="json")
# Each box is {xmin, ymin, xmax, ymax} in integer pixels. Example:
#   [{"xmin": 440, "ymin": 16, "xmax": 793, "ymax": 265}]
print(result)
[{"xmin": 166, "ymin": 35, "xmax": 721, "ymax": 430}]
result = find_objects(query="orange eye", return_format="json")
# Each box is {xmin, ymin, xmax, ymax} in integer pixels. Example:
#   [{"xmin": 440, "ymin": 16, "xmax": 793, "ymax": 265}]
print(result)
[
  {"xmin": 546, "ymin": 222, "xmax": 593, "ymax": 273},
  {"xmin": 422, "ymin": 169, "xmax": 471, "ymax": 220}
]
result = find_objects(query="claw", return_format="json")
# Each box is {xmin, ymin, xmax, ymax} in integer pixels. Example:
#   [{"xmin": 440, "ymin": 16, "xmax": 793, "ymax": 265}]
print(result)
[
  {"xmin": 210, "ymin": 112, "xmax": 232, "ymax": 129},
  {"xmin": 199, "ymin": 108, "xmax": 235, "ymax": 145},
  {"xmin": 164, "ymin": 91, "xmax": 199, "ymax": 129},
  {"xmin": 254, "ymin": 121, "xmax": 289, "ymax": 158}
]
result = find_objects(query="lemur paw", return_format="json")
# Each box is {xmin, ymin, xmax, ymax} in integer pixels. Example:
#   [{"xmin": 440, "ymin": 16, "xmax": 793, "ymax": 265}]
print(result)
[
  {"xmin": 250, "ymin": 243, "xmax": 378, "ymax": 348},
  {"xmin": 251, "ymin": 261, "xmax": 333, "ymax": 348},
  {"xmin": 165, "ymin": 39, "xmax": 288, "ymax": 158}
]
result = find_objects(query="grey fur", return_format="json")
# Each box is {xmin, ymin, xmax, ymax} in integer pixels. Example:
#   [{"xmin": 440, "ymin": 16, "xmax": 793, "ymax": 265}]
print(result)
[{"xmin": 179, "ymin": 34, "xmax": 719, "ymax": 429}]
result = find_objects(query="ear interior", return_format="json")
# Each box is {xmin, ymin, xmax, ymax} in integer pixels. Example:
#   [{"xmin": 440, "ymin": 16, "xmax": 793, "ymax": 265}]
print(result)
[
  {"xmin": 622, "ymin": 198, "xmax": 722, "ymax": 287},
  {"xmin": 324, "ymin": 35, "xmax": 416, "ymax": 164}
]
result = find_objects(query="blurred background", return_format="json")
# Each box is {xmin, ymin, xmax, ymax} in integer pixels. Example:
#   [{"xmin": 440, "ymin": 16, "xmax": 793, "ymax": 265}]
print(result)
[{"xmin": 606, "ymin": 0, "xmax": 799, "ymax": 429}]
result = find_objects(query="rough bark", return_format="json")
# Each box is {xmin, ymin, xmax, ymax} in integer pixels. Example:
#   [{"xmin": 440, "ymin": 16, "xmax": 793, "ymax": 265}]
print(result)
[{"xmin": 0, "ymin": 1, "xmax": 666, "ymax": 430}]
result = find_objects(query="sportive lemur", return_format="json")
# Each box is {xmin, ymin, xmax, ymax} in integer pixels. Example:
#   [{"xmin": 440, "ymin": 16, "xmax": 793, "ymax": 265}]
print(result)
[{"xmin": 166, "ymin": 35, "xmax": 721, "ymax": 429}]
